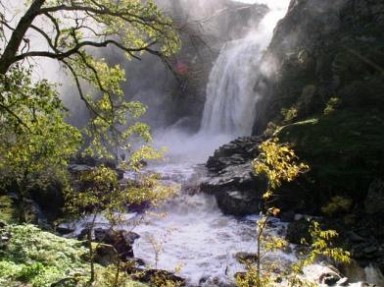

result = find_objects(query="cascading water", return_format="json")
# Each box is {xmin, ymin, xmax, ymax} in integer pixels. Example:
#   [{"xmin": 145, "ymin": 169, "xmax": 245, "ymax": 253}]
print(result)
[
  {"xmin": 132, "ymin": 1, "xmax": 291, "ymax": 284},
  {"xmin": 200, "ymin": 36, "xmax": 264, "ymax": 136},
  {"xmin": 200, "ymin": 0, "xmax": 289, "ymax": 138},
  {"xmin": 76, "ymin": 1, "xmax": 292, "ymax": 286},
  {"xmin": 125, "ymin": 2, "xmax": 292, "ymax": 285}
]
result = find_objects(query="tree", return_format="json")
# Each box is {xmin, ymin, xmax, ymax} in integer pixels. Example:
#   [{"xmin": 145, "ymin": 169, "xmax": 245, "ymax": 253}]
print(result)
[
  {"xmin": 0, "ymin": 0, "xmax": 180, "ymax": 220},
  {"xmin": 0, "ymin": 66, "xmax": 82, "ymax": 221},
  {"xmin": 0, "ymin": 0, "xmax": 179, "ymax": 155},
  {"xmin": 65, "ymin": 165, "xmax": 176, "ymax": 284},
  {"xmin": 239, "ymin": 138, "xmax": 309, "ymax": 287}
]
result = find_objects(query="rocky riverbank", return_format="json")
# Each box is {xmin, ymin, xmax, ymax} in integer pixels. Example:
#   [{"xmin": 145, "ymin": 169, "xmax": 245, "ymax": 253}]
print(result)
[{"xmin": 199, "ymin": 135, "xmax": 384, "ymax": 286}]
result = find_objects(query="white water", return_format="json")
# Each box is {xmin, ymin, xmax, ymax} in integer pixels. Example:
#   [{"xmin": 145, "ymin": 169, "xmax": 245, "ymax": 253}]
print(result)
[
  {"xmin": 125, "ymin": 2, "xmax": 293, "ymax": 285},
  {"xmin": 200, "ymin": 0, "xmax": 290, "ymax": 137},
  {"xmin": 71, "ymin": 1, "xmax": 383, "ymax": 284},
  {"xmin": 128, "ymin": 163, "xmax": 292, "ymax": 286}
]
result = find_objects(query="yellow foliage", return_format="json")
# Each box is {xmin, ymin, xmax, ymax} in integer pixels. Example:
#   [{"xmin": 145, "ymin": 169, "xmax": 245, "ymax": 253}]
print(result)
[{"xmin": 253, "ymin": 138, "xmax": 309, "ymax": 190}]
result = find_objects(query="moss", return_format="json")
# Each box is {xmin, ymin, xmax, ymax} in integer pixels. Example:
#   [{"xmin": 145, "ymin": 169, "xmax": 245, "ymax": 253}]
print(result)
[
  {"xmin": 0, "ymin": 195, "xmax": 18, "ymax": 223},
  {"xmin": 0, "ymin": 224, "xmax": 148, "ymax": 287}
]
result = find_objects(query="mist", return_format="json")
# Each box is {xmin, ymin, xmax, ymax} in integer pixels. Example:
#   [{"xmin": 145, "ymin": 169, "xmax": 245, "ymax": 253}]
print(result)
[
  {"xmin": 150, "ymin": 0, "xmax": 290, "ymax": 163},
  {"xmin": 2, "ymin": 0, "xmax": 290, "ymax": 161}
]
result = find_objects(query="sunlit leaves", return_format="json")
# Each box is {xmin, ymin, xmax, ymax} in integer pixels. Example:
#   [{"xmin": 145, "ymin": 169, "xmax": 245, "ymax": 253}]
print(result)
[
  {"xmin": 253, "ymin": 138, "xmax": 309, "ymax": 192},
  {"xmin": 306, "ymin": 221, "xmax": 350, "ymax": 265},
  {"xmin": 0, "ymin": 67, "xmax": 81, "ymax": 192},
  {"xmin": 1, "ymin": 0, "xmax": 180, "ymax": 163}
]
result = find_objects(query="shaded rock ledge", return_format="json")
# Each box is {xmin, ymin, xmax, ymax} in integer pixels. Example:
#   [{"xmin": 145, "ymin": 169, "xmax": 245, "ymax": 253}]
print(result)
[{"xmin": 200, "ymin": 136, "xmax": 266, "ymax": 216}]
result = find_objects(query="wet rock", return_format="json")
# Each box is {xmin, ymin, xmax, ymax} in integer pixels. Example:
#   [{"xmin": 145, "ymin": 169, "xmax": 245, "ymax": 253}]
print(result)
[
  {"xmin": 320, "ymin": 271, "xmax": 342, "ymax": 286},
  {"xmin": 93, "ymin": 228, "xmax": 139, "ymax": 261},
  {"xmin": 280, "ymin": 210, "xmax": 295, "ymax": 222},
  {"xmin": 337, "ymin": 277, "xmax": 349, "ymax": 286},
  {"xmin": 235, "ymin": 252, "xmax": 258, "ymax": 265},
  {"xmin": 78, "ymin": 228, "xmax": 139, "ymax": 261},
  {"xmin": 56, "ymin": 223, "xmax": 76, "ymax": 235},
  {"xmin": 216, "ymin": 190, "xmax": 260, "ymax": 216},
  {"xmin": 199, "ymin": 276, "xmax": 236, "ymax": 287},
  {"xmin": 130, "ymin": 269, "xmax": 186, "ymax": 286},
  {"xmin": 201, "ymin": 136, "xmax": 266, "ymax": 216},
  {"xmin": 206, "ymin": 136, "xmax": 260, "ymax": 173},
  {"xmin": 77, "ymin": 228, "xmax": 91, "ymax": 240},
  {"xmin": 94, "ymin": 244, "xmax": 119, "ymax": 266},
  {"xmin": 285, "ymin": 218, "xmax": 311, "ymax": 245}
]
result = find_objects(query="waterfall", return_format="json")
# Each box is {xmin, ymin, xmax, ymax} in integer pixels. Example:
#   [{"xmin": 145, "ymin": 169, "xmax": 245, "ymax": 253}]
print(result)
[{"xmin": 200, "ymin": 1, "xmax": 289, "ymax": 137}]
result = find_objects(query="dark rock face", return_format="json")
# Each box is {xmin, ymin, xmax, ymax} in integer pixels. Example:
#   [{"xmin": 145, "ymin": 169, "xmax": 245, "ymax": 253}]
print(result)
[
  {"xmin": 235, "ymin": 252, "xmax": 259, "ymax": 265},
  {"xmin": 285, "ymin": 214, "xmax": 384, "ymax": 278},
  {"xmin": 200, "ymin": 136, "xmax": 266, "ymax": 216},
  {"xmin": 252, "ymin": 0, "xmax": 384, "ymax": 213}
]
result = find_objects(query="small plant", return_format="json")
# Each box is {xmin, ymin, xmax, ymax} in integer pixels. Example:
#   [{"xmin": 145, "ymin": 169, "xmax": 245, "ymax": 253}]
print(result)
[
  {"xmin": 287, "ymin": 221, "xmax": 350, "ymax": 286},
  {"xmin": 324, "ymin": 97, "xmax": 341, "ymax": 115},
  {"xmin": 321, "ymin": 196, "xmax": 353, "ymax": 217},
  {"xmin": 65, "ymin": 164, "xmax": 177, "ymax": 285},
  {"xmin": 281, "ymin": 106, "xmax": 299, "ymax": 123},
  {"xmin": 147, "ymin": 234, "xmax": 163, "ymax": 269},
  {"xmin": 253, "ymin": 137, "xmax": 309, "ymax": 202},
  {"xmin": 239, "ymin": 138, "xmax": 309, "ymax": 287}
]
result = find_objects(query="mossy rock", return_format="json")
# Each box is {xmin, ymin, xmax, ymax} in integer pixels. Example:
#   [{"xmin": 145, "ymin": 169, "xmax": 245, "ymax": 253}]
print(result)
[{"xmin": 0, "ymin": 224, "xmax": 148, "ymax": 287}]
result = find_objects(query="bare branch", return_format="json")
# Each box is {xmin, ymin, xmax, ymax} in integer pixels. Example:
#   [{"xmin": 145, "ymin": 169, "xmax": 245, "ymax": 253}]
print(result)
[
  {"xmin": 13, "ymin": 39, "xmax": 156, "ymax": 63},
  {"xmin": 30, "ymin": 24, "xmax": 58, "ymax": 52},
  {"xmin": 43, "ymin": 12, "xmax": 61, "ymax": 48}
]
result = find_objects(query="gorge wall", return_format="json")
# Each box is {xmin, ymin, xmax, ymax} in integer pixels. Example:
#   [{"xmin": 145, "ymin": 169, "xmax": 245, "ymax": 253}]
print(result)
[
  {"xmin": 257, "ymin": 0, "xmax": 384, "ymax": 211},
  {"xmin": 201, "ymin": 0, "xmax": 384, "ymax": 277}
]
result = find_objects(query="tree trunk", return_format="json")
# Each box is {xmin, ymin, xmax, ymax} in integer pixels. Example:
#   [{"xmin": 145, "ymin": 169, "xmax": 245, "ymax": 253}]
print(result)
[{"xmin": 0, "ymin": 0, "xmax": 45, "ymax": 74}]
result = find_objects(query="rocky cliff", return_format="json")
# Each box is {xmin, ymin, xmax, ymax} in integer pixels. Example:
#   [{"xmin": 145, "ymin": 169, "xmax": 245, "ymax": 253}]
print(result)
[
  {"xmin": 201, "ymin": 0, "xmax": 384, "ymax": 277},
  {"xmin": 259, "ymin": 0, "xmax": 384, "ymax": 212}
]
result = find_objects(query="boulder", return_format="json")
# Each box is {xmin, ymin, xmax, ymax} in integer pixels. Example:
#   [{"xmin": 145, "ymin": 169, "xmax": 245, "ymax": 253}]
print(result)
[
  {"xmin": 235, "ymin": 252, "xmax": 259, "ymax": 265},
  {"xmin": 216, "ymin": 190, "xmax": 261, "ymax": 216},
  {"xmin": 285, "ymin": 218, "xmax": 311, "ymax": 245},
  {"xmin": 94, "ymin": 244, "xmax": 119, "ymax": 266},
  {"xmin": 130, "ymin": 268, "xmax": 186, "ymax": 286},
  {"xmin": 56, "ymin": 223, "xmax": 76, "ymax": 235},
  {"xmin": 78, "ymin": 228, "xmax": 140, "ymax": 262},
  {"xmin": 200, "ymin": 136, "xmax": 266, "ymax": 216},
  {"xmin": 93, "ymin": 228, "xmax": 140, "ymax": 261}
]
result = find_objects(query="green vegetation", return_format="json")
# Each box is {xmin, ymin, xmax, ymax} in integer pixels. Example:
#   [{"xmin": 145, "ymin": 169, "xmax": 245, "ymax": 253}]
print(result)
[
  {"xmin": 0, "ymin": 0, "xmax": 180, "ymax": 215},
  {"xmin": 277, "ymin": 110, "xmax": 384, "ymax": 205},
  {"xmin": 65, "ymin": 165, "xmax": 176, "ymax": 284},
  {"xmin": 0, "ymin": 224, "xmax": 148, "ymax": 287},
  {"xmin": 0, "ymin": 1, "xmax": 180, "ymax": 285},
  {"xmin": 0, "ymin": 67, "xmax": 82, "ymax": 221},
  {"xmin": 236, "ymin": 139, "xmax": 350, "ymax": 287}
]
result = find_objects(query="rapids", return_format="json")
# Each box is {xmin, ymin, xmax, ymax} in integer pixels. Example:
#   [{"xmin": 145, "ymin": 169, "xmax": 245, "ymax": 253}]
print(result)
[{"xmin": 127, "ymin": 0, "xmax": 293, "ymax": 284}]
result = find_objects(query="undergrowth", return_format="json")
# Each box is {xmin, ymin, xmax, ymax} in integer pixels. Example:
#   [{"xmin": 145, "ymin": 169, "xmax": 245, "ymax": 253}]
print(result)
[{"xmin": 0, "ymin": 224, "xmax": 147, "ymax": 287}]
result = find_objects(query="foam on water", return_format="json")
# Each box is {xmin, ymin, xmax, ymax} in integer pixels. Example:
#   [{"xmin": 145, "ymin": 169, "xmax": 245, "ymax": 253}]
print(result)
[{"xmin": 119, "ymin": 161, "xmax": 293, "ymax": 285}]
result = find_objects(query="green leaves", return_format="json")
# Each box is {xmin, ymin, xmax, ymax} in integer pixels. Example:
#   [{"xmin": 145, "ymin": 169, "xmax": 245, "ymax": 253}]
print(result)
[{"xmin": 0, "ymin": 67, "xmax": 81, "ymax": 194}]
